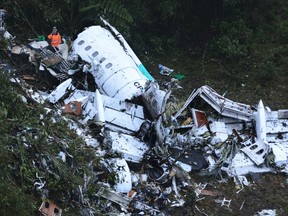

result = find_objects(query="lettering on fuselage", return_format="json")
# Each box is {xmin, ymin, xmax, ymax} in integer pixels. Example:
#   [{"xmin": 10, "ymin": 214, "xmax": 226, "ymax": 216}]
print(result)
[{"xmin": 134, "ymin": 82, "xmax": 144, "ymax": 91}]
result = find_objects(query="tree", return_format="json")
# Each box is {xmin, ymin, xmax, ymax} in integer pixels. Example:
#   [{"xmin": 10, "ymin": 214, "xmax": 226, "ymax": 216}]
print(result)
[
  {"xmin": 1, "ymin": 0, "xmax": 132, "ymax": 38},
  {"xmin": 59, "ymin": 0, "xmax": 133, "ymax": 38}
]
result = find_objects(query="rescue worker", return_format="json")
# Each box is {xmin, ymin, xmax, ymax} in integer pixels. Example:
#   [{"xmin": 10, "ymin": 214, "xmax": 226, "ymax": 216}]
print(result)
[{"xmin": 47, "ymin": 27, "xmax": 61, "ymax": 50}]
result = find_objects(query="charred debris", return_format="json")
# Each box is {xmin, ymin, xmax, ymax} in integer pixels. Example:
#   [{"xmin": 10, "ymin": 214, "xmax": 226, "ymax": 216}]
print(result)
[{"xmin": 1, "ymin": 9, "xmax": 288, "ymax": 215}]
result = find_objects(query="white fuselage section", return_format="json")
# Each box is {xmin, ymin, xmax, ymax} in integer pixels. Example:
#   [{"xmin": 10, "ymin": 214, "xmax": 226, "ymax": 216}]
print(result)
[{"xmin": 71, "ymin": 26, "xmax": 149, "ymax": 100}]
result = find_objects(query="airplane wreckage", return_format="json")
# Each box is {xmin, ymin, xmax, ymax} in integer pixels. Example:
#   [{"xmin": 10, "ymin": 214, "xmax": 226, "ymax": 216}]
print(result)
[{"xmin": 1, "ymin": 9, "xmax": 288, "ymax": 215}]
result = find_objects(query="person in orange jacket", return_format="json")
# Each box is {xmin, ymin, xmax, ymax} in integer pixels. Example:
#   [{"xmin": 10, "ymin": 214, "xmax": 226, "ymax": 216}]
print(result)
[{"xmin": 47, "ymin": 27, "xmax": 61, "ymax": 49}]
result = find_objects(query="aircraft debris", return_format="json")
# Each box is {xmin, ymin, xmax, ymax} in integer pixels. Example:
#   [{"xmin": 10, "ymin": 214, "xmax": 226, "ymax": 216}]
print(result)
[
  {"xmin": 47, "ymin": 78, "xmax": 74, "ymax": 103},
  {"xmin": 3, "ymin": 10, "xmax": 288, "ymax": 215},
  {"xmin": 255, "ymin": 209, "xmax": 277, "ymax": 216},
  {"xmin": 96, "ymin": 186, "xmax": 130, "ymax": 208},
  {"xmin": 39, "ymin": 200, "xmax": 62, "ymax": 216},
  {"xmin": 158, "ymin": 64, "xmax": 174, "ymax": 76},
  {"xmin": 215, "ymin": 197, "xmax": 232, "ymax": 208},
  {"xmin": 0, "ymin": 9, "xmax": 15, "ymax": 43},
  {"xmin": 107, "ymin": 130, "xmax": 149, "ymax": 163},
  {"xmin": 104, "ymin": 158, "xmax": 132, "ymax": 193},
  {"xmin": 62, "ymin": 101, "xmax": 82, "ymax": 116},
  {"xmin": 70, "ymin": 25, "xmax": 148, "ymax": 100}
]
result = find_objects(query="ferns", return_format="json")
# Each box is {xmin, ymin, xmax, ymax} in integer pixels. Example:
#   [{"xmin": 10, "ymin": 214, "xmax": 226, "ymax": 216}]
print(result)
[{"xmin": 80, "ymin": 0, "xmax": 133, "ymax": 23}]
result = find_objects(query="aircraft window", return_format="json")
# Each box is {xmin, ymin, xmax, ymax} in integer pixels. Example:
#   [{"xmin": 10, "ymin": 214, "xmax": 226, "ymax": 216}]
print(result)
[
  {"xmin": 100, "ymin": 57, "xmax": 106, "ymax": 63},
  {"xmin": 92, "ymin": 51, "xmax": 99, "ymax": 57},
  {"xmin": 85, "ymin": 45, "xmax": 92, "ymax": 51},
  {"xmin": 105, "ymin": 63, "xmax": 112, "ymax": 69},
  {"xmin": 78, "ymin": 40, "xmax": 84, "ymax": 45}
]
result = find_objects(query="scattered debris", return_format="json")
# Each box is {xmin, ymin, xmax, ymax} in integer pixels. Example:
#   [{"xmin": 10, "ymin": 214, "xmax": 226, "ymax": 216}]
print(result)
[
  {"xmin": 215, "ymin": 197, "xmax": 232, "ymax": 208},
  {"xmin": 158, "ymin": 64, "xmax": 174, "ymax": 76},
  {"xmin": 255, "ymin": 209, "xmax": 277, "ymax": 216},
  {"xmin": 2, "ymin": 11, "xmax": 288, "ymax": 215},
  {"xmin": 39, "ymin": 200, "xmax": 62, "ymax": 216}
]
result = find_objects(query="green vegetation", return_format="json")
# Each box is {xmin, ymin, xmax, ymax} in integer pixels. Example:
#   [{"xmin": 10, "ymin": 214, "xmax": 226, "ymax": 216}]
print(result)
[
  {"xmin": 0, "ymin": 71, "xmax": 106, "ymax": 215},
  {"xmin": 3, "ymin": 0, "xmax": 288, "ymax": 87},
  {"xmin": 1, "ymin": 0, "xmax": 288, "ymax": 214}
]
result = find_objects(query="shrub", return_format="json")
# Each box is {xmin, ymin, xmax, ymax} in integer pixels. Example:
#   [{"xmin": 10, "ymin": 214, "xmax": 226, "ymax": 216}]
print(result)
[
  {"xmin": 257, "ymin": 60, "xmax": 277, "ymax": 84},
  {"xmin": 277, "ymin": 21, "xmax": 288, "ymax": 42},
  {"xmin": 210, "ymin": 19, "xmax": 253, "ymax": 60},
  {"xmin": 0, "ymin": 176, "xmax": 37, "ymax": 216}
]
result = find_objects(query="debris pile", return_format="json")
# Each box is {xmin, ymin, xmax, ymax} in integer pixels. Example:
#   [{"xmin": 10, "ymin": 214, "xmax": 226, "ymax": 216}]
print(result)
[{"xmin": 1, "ymin": 12, "xmax": 288, "ymax": 215}]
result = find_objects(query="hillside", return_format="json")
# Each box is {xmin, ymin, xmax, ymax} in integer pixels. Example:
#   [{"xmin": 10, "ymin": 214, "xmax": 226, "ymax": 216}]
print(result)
[{"xmin": 1, "ymin": 1, "xmax": 288, "ymax": 215}]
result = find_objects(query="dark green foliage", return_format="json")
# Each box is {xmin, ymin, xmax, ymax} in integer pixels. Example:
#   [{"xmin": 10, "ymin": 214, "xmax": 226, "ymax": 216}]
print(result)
[
  {"xmin": 202, "ymin": 0, "xmax": 288, "ymax": 83},
  {"xmin": 1, "ymin": 0, "xmax": 132, "ymax": 38},
  {"xmin": 80, "ymin": 0, "xmax": 133, "ymax": 22},
  {"xmin": 277, "ymin": 21, "xmax": 288, "ymax": 43},
  {"xmin": 257, "ymin": 60, "xmax": 278, "ymax": 85},
  {"xmin": 0, "ymin": 71, "xmax": 104, "ymax": 213},
  {"xmin": 0, "ymin": 176, "xmax": 37, "ymax": 216},
  {"xmin": 209, "ymin": 19, "xmax": 253, "ymax": 60}
]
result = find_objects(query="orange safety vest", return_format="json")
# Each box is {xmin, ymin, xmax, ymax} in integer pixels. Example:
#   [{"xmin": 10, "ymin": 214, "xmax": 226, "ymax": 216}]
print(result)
[{"xmin": 48, "ymin": 33, "xmax": 61, "ymax": 47}]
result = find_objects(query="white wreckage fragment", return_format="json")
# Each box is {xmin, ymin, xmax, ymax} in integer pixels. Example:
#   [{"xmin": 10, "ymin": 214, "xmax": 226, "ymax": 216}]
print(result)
[
  {"xmin": 270, "ymin": 143, "xmax": 288, "ymax": 169},
  {"xmin": 104, "ymin": 158, "xmax": 132, "ymax": 193},
  {"xmin": 47, "ymin": 78, "xmax": 75, "ymax": 103},
  {"xmin": 29, "ymin": 40, "xmax": 49, "ymax": 50},
  {"xmin": 70, "ymin": 24, "xmax": 149, "ymax": 100},
  {"xmin": 0, "ymin": 9, "xmax": 15, "ymax": 42},
  {"xmin": 173, "ymin": 85, "xmax": 253, "ymax": 121},
  {"xmin": 96, "ymin": 186, "xmax": 130, "ymax": 208},
  {"xmin": 256, "ymin": 209, "xmax": 277, "ymax": 216},
  {"xmin": 108, "ymin": 131, "xmax": 149, "ymax": 163},
  {"xmin": 221, "ymin": 152, "xmax": 272, "ymax": 177},
  {"xmin": 96, "ymin": 184, "xmax": 162, "ymax": 215},
  {"xmin": 141, "ymin": 81, "xmax": 170, "ymax": 119},
  {"xmin": 63, "ymin": 89, "xmax": 146, "ymax": 134},
  {"xmin": 241, "ymin": 100, "xmax": 269, "ymax": 165},
  {"xmin": 266, "ymin": 109, "xmax": 288, "ymax": 142},
  {"xmin": 101, "ymin": 94, "xmax": 145, "ymax": 134},
  {"xmin": 158, "ymin": 64, "xmax": 174, "ymax": 76},
  {"xmin": 64, "ymin": 90, "xmax": 98, "ymax": 122},
  {"xmin": 94, "ymin": 89, "xmax": 105, "ymax": 125},
  {"xmin": 100, "ymin": 17, "xmax": 153, "ymax": 81},
  {"xmin": 210, "ymin": 121, "xmax": 229, "ymax": 144}
]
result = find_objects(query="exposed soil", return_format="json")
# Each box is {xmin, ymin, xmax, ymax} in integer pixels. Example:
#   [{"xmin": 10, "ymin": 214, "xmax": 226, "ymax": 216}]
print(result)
[{"xmin": 143, "ymin": 55, "xmax": 288, "ymax": 216}]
